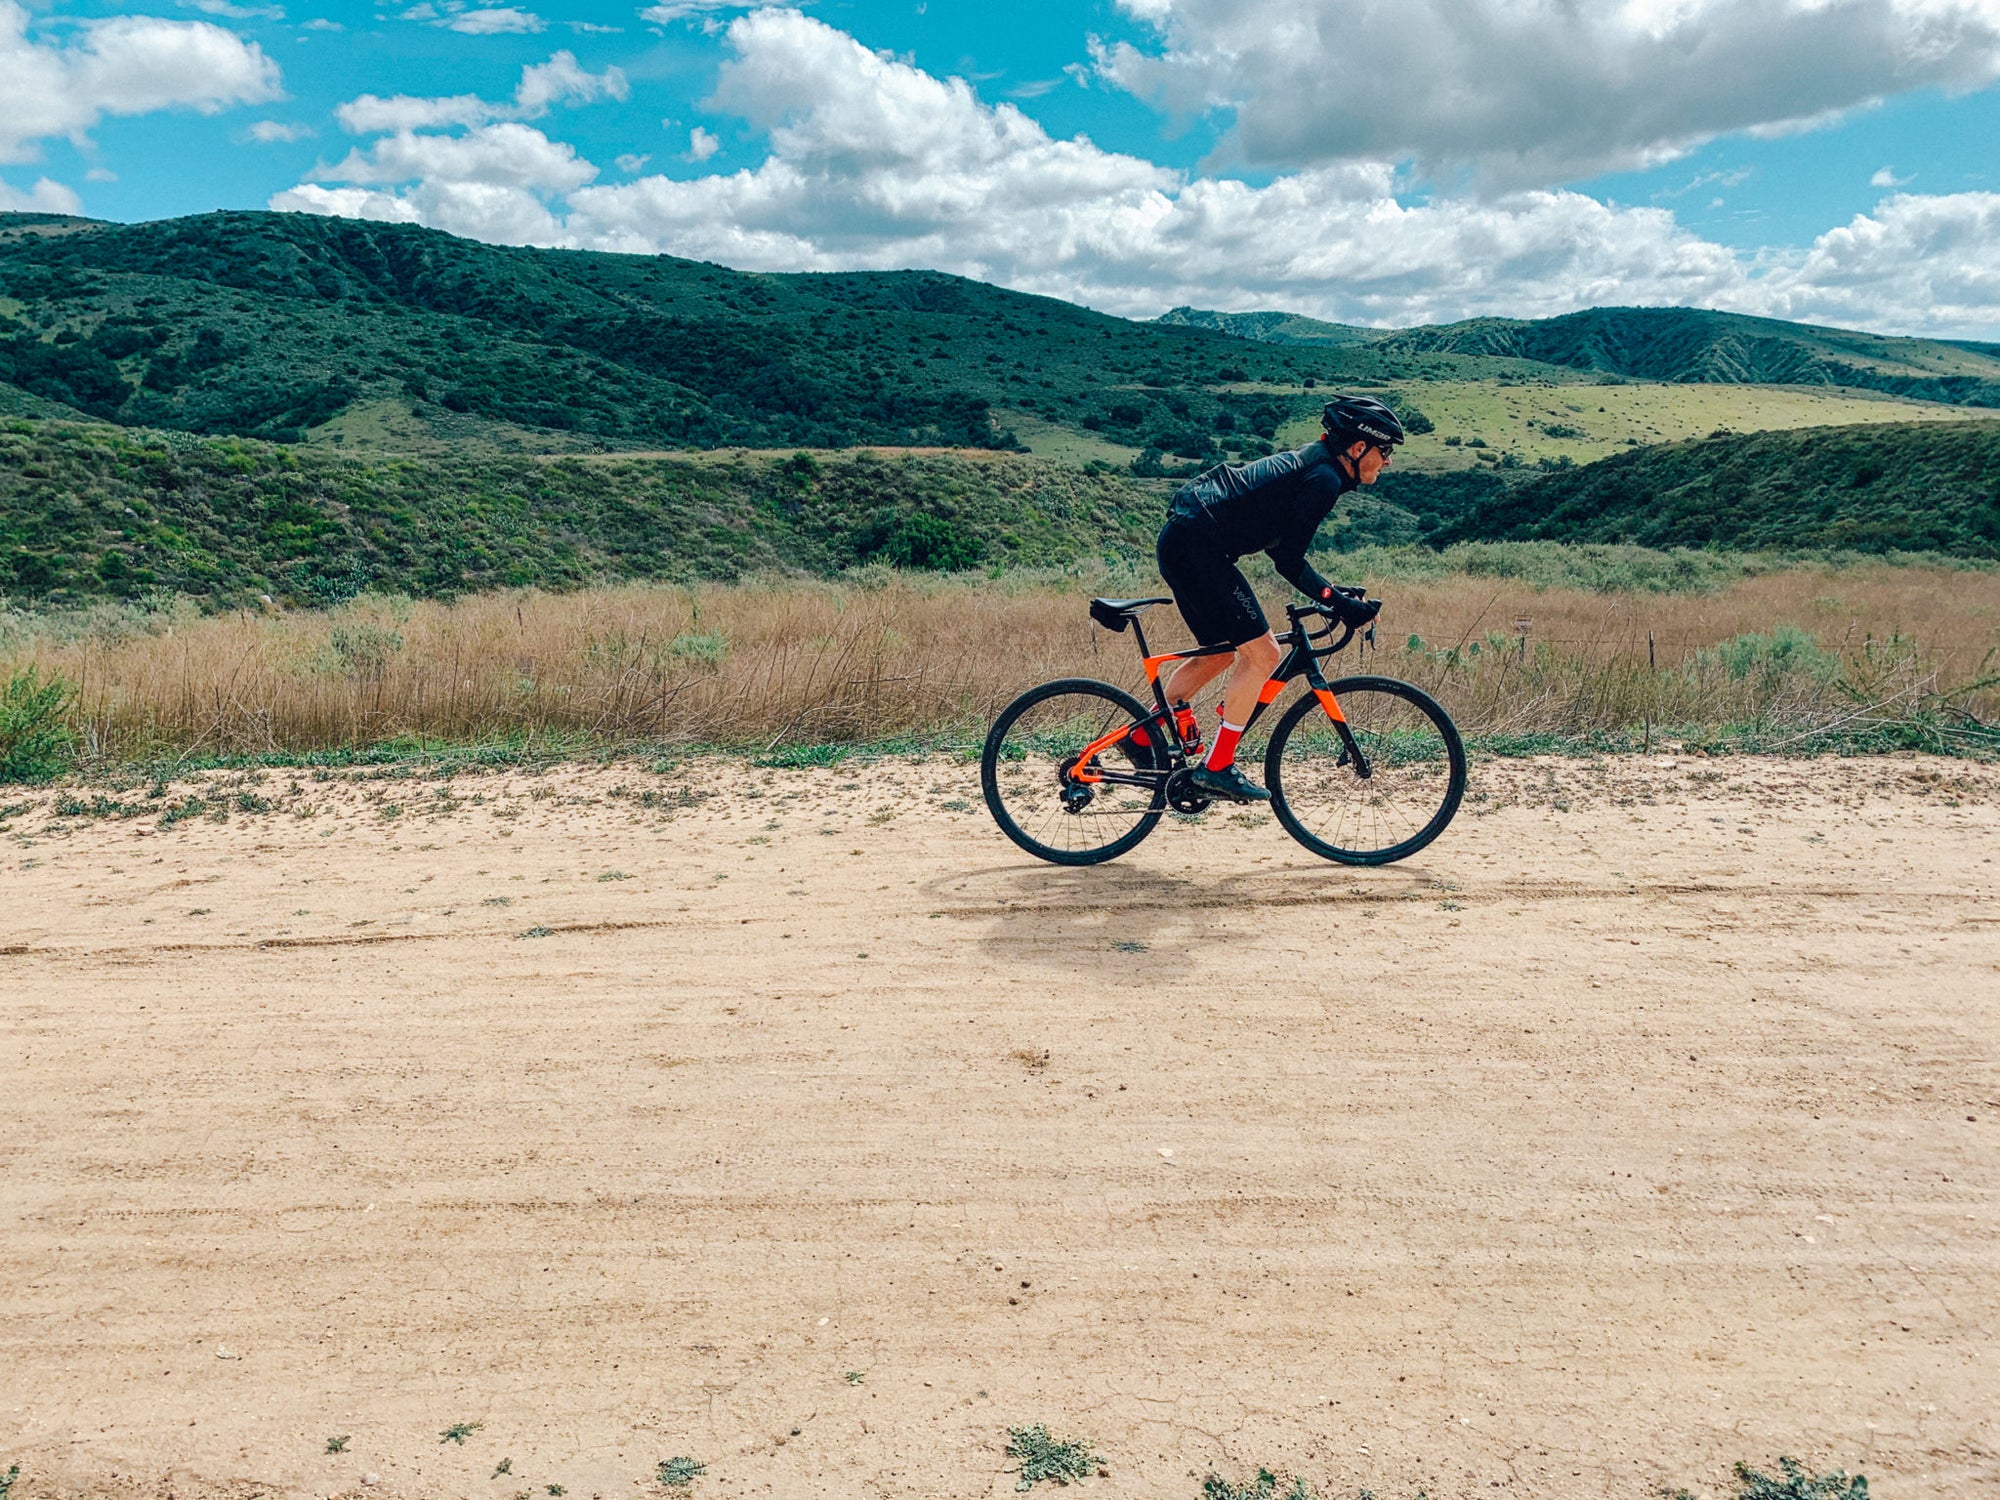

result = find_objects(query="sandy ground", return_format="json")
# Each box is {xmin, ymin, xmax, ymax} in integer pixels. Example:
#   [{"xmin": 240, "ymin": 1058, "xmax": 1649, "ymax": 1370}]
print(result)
[{"xmin": 1, "ymin": 752, "xmax": 1996, "ymax": 1500}]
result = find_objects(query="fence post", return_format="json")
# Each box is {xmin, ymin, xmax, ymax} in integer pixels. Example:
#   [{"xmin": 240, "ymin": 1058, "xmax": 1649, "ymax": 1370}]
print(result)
[{"xmin": 1648, "ymin": 630, "xmax": 1656, "ymax": 671}]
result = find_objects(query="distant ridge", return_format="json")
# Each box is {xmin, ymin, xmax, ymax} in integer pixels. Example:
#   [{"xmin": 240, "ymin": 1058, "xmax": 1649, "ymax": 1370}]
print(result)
[
  {"xmin": 1161, "ymin": 303, "xmax": 2000, "ymax": 406},
  {"xmin": 1153, "ymin": 306, "xmax": 1383, "ymax": 347}
]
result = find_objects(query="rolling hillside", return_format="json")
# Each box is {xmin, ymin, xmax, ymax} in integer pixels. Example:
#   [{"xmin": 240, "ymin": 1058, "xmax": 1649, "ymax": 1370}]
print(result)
[
  {"xmin": 1154, "ymin": 306, "xmax": 1383, "ymax": 347},
  {"xmin": 0, "ymin": 210, "xmax": 1380, "ymax": 459},
  {"xmin": 1163, "ymin": 301, "xmax": 2000, "ymax": 406},
  {"xmin": 1438, "ymin": 420, "xmax": 2000, "ymax": 556},
  {"xmin": 0, "ymin": 417, "xmax": 1160, "ymax": 607}
]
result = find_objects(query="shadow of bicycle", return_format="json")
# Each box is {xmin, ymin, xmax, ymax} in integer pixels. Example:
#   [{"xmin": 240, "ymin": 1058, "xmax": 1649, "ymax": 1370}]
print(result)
[{"xmin": 922, "ymin": 848, "xmax": 1452, "ymax": 983}]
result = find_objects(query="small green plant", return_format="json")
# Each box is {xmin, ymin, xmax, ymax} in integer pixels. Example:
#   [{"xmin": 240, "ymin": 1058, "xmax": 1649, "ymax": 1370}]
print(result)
[
  {"xmin": 1733, "ymin": 1457, "xmax": 1868, "ymax": 1499},
  {"xmin": 843, "ymin": 1370, "xmax": 865, "ymax": 1384},
  {"xmin": 493, "ymin": 1457, "xmax": 513, "ymax": 1477},
  {"xmin": 157, "ymin": 795, "xmax": 212, "ymax": 828},
  {"xmin": 0, "ymin": 666, "xmax": 77, "ymax": 784},
  {"xmin": 1, "ymin": 1462, "xmax": 20, "ymax": 1500},
  {"xmin": 324, "ymin": 622, "xmax": 405, "ymax": 682},
  {"xmin": 1201, "ymin": 1471, "xmax": 1317, "ymax": 1500},
  {"xmin": 656, "ymin": 1456, "xmax": 706, "ymax": 1487},
  {"xmin": 546, "ymin": 1487, "xmax": 565, "ymax": 1496},
  {"xmin": 1004, "ymin": 1425, "xmax": 1102, "ymax": 1490},
  {"xmin": 518, "ymin": 925, "xmax": 553, "ymax": 939},
  {"xmin": 668, "ymin": 632, "xmax": 729, "ymax": 667},
  {"xmin": 325, "ymin": 1435, "xmax": 350, "ymax": 1455},
  {"xmin": 440, "ymin": 1421, "xmax": 483, "ymax": 1445},
  {"xmin": 1208, "ymin": 1480, "xmax": 1320, "ymax": 1500},
  {"xmin": 753, "ymin": 743, "xmax": 850, "ymax": 769},
  {"xmin": 597, "ymin": 870, "xmax": 632, "ymax": 881}
]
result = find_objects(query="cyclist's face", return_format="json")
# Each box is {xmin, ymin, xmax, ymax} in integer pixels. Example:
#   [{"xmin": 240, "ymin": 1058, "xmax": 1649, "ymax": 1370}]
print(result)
[{"xmin": 1345, "ymin": 440, "xmax": 1391, "ymax": 484}]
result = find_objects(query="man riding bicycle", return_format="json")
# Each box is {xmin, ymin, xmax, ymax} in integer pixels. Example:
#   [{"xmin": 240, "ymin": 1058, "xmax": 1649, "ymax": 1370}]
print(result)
[{"xmin": 1155, "ymin": 394, "xmax": 1405, "ymax": 804}]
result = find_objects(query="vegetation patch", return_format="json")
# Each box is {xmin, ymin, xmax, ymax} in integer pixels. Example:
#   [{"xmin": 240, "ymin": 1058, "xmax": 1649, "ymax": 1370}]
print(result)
[
  {"xmin": 0, "ymin": 665, "xmax": 75, "ymax": 782},
  {"xmin": 1201, "ymin": 1471, "xmax": 1317, "ymax": 1500},
  {"xmin": 655, "ymin": 1456, "xmax": 706, "ymax": 1488},
  {"xmin": 1004, "ymin": 1424, "xmax": 1103, "ymax": 1490},
  {"xmin": 1728, "ymin": 1456, "xmax": 1869, "ymax": 1499}
]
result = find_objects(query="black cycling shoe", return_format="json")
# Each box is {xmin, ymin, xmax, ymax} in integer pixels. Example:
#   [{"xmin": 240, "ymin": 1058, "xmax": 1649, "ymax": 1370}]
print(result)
[{"xmin": 1187, "ymin": 764, "xmax": 1271, "ymax": 803}]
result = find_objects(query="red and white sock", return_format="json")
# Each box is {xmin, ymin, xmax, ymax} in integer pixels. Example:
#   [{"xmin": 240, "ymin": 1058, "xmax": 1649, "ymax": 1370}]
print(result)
[{"xmin": 1205, "ymin": 720, "xmax": 1245, "ymax": 771}]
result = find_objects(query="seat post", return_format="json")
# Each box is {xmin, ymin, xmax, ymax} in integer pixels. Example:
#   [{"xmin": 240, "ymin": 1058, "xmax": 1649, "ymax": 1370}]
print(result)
[{"xmin": 1129, "ymin": 614, "xmax": 1152, "ymax": 662}]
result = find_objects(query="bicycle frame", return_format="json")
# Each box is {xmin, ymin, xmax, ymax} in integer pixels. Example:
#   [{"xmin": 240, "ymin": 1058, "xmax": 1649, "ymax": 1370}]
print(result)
[{"xmin": 1071, "ymin": 602, "xmax": 1373, "ymax": 790}]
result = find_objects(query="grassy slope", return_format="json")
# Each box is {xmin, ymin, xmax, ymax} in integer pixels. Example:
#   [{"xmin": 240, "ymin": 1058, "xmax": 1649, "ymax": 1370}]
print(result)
[
  {"xmin": 1341, "ymin": 379, "xmax": 2000, "ymax": 472},
  {"xmin": 1439, "ymin": 420, "xmax": 2000, "ymax": 555},
  {"xmin": 1377, "ymin": 306, "xmax": 2000, "ymax": 393},
  {"xmin": 0, "ymin": 418, "xmax": 1164, "ymax": 607},
  {"xmin": 0, "ymin": 210, "xmax": 1403, "ymax": 460}
]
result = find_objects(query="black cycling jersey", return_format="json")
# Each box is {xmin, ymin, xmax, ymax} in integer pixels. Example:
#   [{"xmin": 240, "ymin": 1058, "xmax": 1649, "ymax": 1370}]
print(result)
[{"xmin": 1167, "ymin": 438, "xmax": 1357, "ymax": 602}]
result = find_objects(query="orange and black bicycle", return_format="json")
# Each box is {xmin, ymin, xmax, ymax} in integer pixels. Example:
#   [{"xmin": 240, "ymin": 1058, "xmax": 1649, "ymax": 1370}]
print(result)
[{"xmin": 980, "ymin": 590, "xmax": 1466, "ymax": 866}]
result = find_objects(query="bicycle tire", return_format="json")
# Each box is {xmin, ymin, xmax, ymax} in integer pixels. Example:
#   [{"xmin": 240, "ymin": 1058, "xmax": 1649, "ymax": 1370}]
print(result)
[
  {"xmin": 981, "ymin": 677, "xmax": 1166, "ymax": 866},
  {"xmin": 1264, "ymin": 675, "xmax": 1466, "ymax": 866}
]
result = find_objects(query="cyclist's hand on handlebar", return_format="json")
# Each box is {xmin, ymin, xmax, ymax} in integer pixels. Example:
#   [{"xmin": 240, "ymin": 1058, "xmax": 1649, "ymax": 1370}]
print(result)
[{"xmin": 1318, "ymin": 586, "xmax": 1380, "ymax": 629}]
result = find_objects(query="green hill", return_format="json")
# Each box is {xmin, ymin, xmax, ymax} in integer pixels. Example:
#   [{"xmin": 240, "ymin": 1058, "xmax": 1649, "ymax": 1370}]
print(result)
[
  {"xmin": 1379, "ymin": 307, "xmax": 2000, "ymax": 405},
  {"xmin": 0, "ymin": 209, "xmax": 1380, "ymax": 458},
  {"xmin": 1438, "ymin": 420, "xmax": 2000, "ymax": 556},
  {"xmin": 1153, "ymin": 306, "xmax": 1384, "ymax": 347},
  {"xmin": 1162, "ymin": 303, "xmax": 2000, "ymax": 407},
  {"xmin": 0, "ymin": 417, "xmax": 1163, "ymax": 608}
]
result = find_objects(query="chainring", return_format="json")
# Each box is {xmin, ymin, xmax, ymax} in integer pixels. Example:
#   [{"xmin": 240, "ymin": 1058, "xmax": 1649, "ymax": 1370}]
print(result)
[{"xmin": 1164, "ymin": 768, "xmax": 1213, "ymax": 815}]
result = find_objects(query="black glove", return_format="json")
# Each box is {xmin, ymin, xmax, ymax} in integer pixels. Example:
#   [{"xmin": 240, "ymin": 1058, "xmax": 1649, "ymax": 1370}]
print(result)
[{"xmin": 1322, "ymin": 589, "xmax": 1381, "ymax": 629}]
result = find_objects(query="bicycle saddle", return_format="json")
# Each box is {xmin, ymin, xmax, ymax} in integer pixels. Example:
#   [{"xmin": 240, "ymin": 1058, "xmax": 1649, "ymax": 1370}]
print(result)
[{"xmin": 1088, "ymin": 596, "xmax": 1172, "ymax": 632}]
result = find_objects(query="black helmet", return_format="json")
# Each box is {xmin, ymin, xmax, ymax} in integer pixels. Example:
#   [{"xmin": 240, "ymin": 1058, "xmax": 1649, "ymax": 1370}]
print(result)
[{"xmin": 1321, "ymin": 395, "xmax": 1405, "ymax": 450}]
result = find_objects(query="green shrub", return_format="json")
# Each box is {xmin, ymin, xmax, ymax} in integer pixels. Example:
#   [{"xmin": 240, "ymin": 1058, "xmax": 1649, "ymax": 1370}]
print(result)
[
  {"xmin": 668, "ymin": 632, "xmax": 729, "ymax": 666},
  {"xmin": 1004, "ymin": 1425, "xmax": 1101, "ymax": 1490},
  {"xmin": 0, "ymin": 666, "xmax": 77, "ymax": 783},
  {"xmin": 1732, "ymin": 1456, "xmax": 1868, "ymax": 1499},
  {"xmin": 1701, "ymin": 626, "xmax": 1840, "ymax": 684}
]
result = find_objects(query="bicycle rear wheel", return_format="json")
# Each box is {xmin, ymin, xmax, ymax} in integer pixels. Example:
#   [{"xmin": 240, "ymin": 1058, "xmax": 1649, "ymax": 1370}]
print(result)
[
  {"xmin": 1264, "ymin": 675, "xmax": 1466, "ymax": 865},
  {"xmin": 981, "ymin": 677, "xmax": 1166, "ymax": 866}
]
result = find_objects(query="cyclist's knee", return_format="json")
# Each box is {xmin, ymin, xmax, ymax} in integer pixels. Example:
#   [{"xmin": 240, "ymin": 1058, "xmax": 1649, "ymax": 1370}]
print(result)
[{"xmin": 1238, "ymin": 633, "xmax": 1281, "ymax": 671}]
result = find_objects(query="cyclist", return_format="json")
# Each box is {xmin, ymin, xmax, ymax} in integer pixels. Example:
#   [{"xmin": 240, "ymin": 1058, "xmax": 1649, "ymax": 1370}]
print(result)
[{"xmin": 1154, "ymin": 394, "xmax": 1404, "ymax": 803}]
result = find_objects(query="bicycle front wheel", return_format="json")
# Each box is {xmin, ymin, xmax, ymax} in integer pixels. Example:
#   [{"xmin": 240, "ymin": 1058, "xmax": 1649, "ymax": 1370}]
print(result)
[
  {"xmin": 1265, "ymin": 675, "xmax": 1466, "ymax": 865},
  {"xmin": 981, "ymin": 678, "xmax": 1166, "ymax": 866}
]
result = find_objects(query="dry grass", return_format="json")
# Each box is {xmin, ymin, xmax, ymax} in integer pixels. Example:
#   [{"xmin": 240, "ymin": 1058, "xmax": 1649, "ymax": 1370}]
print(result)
[{"xmin": 4, "ymin": 559, "xmax": 1996, "ymax": 765}]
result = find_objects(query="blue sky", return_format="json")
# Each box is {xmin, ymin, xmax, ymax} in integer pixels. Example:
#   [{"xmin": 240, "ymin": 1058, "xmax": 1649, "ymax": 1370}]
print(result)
[{"xmin": 6, "ymin": 0, "xmax": 2000, "ymax": 335}]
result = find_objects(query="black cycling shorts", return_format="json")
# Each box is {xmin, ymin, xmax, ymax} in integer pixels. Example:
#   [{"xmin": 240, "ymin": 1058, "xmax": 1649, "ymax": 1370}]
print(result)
[{"xmin": 1156, "ymin": 515, "xmax": 1268, "ymax": 649}]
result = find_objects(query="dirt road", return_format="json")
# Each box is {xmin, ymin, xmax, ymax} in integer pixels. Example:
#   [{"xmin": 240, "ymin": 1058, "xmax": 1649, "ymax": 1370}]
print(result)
[{"xmin": 3, "ymin": 754, "xmax": 1996, "ymax": 1500}]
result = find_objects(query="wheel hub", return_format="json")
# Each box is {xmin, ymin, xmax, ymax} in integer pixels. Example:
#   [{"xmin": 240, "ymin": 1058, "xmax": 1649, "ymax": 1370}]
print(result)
[{"xmin": 1057, "ymin": 754, "xmax": 1095, "ymax": 813}]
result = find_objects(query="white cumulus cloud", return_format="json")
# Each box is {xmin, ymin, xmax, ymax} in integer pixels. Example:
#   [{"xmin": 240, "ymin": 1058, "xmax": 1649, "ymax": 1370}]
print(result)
[
  {"xmin": 1095, "ymin": 0, "xmax": 2000, "ymax": 186},
  {"xmin": 248, "ymin": 118, "xmax": 313, "ymax": 142},
  {"xmin": 334, "ymin": 50, "xmax": 626, "ymax": 132},
  {"xmin": 441, "ymin": 6, "xmax": 545, "ymax": 34},
  {"xmin": 639, "ymin": 1, "xmax": 760, "ymax": 22},
  {"xmin": 0, "ymin": 175, "xmax": 83, "ymax": 213},
  {"xmin": 0, "ymin": 0, "xmax": 282, "ymax": 164},
  {"xmin": 272, "ymin": 7, "xmax": 2000, "ymax": 336}
]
